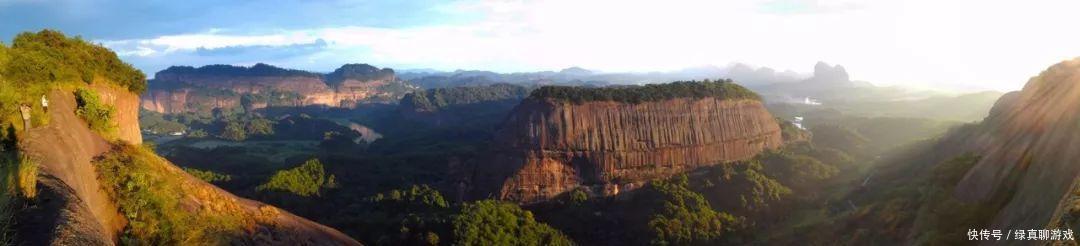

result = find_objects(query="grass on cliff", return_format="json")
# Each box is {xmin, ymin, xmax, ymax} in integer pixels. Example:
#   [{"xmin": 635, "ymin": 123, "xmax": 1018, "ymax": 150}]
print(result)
[
  {"xmin": 94, "ymin": 144, "xmax": 244, "ymax": 245},
  {"xmin": 0, "ymin": 29, "xmax": 144, "ymax": 134},
  {"xmin": 182, "ymin": 167, "xmax": 232, "ymax": 183},
  {"xmin": 74, "ymin": 88, "xmax": 117, "ymax": 137},
  {"xmin": 0, "ymin": 149, "xmax": 40, "ymax": 245},
  {"xmin": 529, "ymin": 79, "xmax": 760, "ymax": 104}
]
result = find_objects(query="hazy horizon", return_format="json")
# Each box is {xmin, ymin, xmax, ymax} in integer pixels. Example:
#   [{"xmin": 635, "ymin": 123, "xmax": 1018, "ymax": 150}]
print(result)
[{"xmin": 5, "ymin": 0, "xmax": 1080, "ymax": 92}]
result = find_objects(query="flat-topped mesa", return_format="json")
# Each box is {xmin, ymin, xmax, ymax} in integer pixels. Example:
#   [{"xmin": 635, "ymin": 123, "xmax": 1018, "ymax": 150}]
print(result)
[
  {"xmin": 471, "ymin": 80, "xmax": 783, "ymax": 204},
  {"xmin": 142, "ymin": 63, "xmax": 407, "ymax": 113},
  {"xmin": 325, "ymin": 63, "xmax": 397, "ymax": 87}
]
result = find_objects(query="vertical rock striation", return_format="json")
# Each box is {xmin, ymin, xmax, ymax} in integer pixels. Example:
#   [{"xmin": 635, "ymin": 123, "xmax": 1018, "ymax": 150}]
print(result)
[{"xmin": 473, "ymin": 96, "xmax": 783, "ymax": 204}]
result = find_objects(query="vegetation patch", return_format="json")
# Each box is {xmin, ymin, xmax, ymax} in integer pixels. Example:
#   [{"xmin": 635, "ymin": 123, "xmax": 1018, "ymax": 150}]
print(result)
[
  {"xmin": 0, "ymin": 151, "xmax": 39, "ymax": 245},
  {"xmin": 401, "ymin": 83, "xmax": 530, "ymax": 112},
  {"xmin": 14, "ymin": 155, "xmax": 37, "ymax": 200},
  {"xmin": 341, "ymin": 185, "xmax": 452, "ymax": 245},
  {"xmin": 529, "ymin": 79, "xmax": 760, "ymax": 104},
  {"xmin": 94, "ymin": 144, "xmax": 243, "ymax": 245},
  {"xmin": 645, "ymin": 175, "xmax": 740, "ymax": 245},
  {"xmin": 74, "ymin": 88, "xmax": 116, "ymax": 137},
  {"xmin": 452, "ymin": 200, "xmax": 572, "ymax": 246},
  {"xmin": 255, "ymin": 159, "xmax": 333, "ymax": 197},
  {"xmin": 5, "ymin": 30, "xmax": 145, "ymax": 93},
  {"xmin": 182, "ymin": 167, "xmax": 232, "ymax": 183}
]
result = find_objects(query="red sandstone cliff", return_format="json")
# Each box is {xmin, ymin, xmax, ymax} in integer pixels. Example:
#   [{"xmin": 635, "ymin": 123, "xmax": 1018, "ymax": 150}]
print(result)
[
  {"xmin": 469, "ymin": 96, "xmax": 783, "ymax": 204},
  {"xmin": 141, "ymin": 63, "xmax": 411, "ymax": 114}
]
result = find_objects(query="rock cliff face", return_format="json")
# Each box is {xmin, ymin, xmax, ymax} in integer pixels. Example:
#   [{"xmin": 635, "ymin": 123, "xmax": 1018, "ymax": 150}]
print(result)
[
  {"xmin": 471, "ymin": 96, "xmax": 783, "ymax": 204},
  {"xmin": 92, "ymin": 83, "xmax": 142, "ymax": 144},
  {"xmin": 141, "ymin": 63, "xmax": 412, "ymax": 114},
  {"xmin": 21, "ymin": 89, "xmax": 128, "ymax": 244},
  {"xmin": 950, "ymin": 58, "xmax": 1080, "ymax": 238},
  {"xmin": 19, "ymin": 86, "xmax": 359, "ymax": 245}
]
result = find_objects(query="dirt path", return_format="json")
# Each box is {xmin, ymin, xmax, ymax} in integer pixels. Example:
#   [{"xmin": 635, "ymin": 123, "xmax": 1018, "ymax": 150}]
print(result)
[{"xmin": 20, "ymin": 89, "xmax": 125, "ymax": 242}]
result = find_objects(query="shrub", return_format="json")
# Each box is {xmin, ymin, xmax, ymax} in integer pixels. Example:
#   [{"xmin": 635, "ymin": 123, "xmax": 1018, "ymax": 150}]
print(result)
[
  {"xmin": 245, "ymin": 117, "xmax": 275, "ymax": 136},
  {"xmin": 368, "ymin": 184, "xmax": 449, "ymax": 210},
  {"xmin": 74, "ymin": 88, "xmax": 116, "ymax": 136},
  {"xmin": 451, "ymin": 200, "xmax": 573, "ymax": 246},
  {"xmin": 188, "ymin": 129, "xmax": 208, "ymax": 138},
  {"xmin": 0, "ymin": 153, "xmax": 36, "ymax": 200},
  {"xmin": 346, "ymin": 185, "xmax": 452, "ymax": 245},
  {"xmin": 256, "ymin": 159, "xmax": 329, "ymax": 196},
  {"xmin": 569, "ymin": 188, "xmax": 588, "ymax": 206},
  {"xmin": 220, "ymin": 120, "xmax": 246, "ymax": 141},
  {"xmin": 0, "ymin": 153, "xmax": 17, "ymax": 246},
  {"xmin": 95, "ymin": 144, "xmax": 243, "ymax": 244},
  {"xmin": 182, "ymin": 167, "xmax": 232, "ymax": 183},
  {"xmin": 16, "ymin": 154, "xmax": 37, "ymax": 199},
  {"xmin": 6, "ymin": 30, "xmax": 145, "ymax": 92}
]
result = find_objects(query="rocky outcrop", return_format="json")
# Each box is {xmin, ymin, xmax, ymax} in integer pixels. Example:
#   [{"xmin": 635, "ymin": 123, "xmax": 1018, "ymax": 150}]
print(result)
[
  {"xmin": 949, "ymin": 58, "xmax": 1080, "ymax": 242},
  {"xmin": 141, "ymin": 63, "xmax": 412, "ymax": 114},
  {"xmin": 19, "ymin": 87, "xmax": 360, "ymax": 245},
  {"xmin": 470, "ymin": 96, "xmax": 784, "ymax": 204},
  {"xmin": 16, "ymin": 174, "xmax": 113, "ymax": 246},
  {"xmin": 22, "ymin": 89, "xmax": 129, "ymax": 243},
  {"xmin": 141, "ymin": 145, "xmax": 361, "ymax": 245},
  {"xmin": 92, "ymin": 83, "xmax": 142, "ymax": 144}
]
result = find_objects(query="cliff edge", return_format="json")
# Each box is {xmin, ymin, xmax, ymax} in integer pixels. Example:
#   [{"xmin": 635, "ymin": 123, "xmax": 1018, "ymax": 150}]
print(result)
[
  {"xmin": 19, "ymin": 87, "xmax": 360, "ymax": 245},
  {"xmin": 950, "ymin": 58, "xmax": 1080, "ymax": 244},
  {"xmin": 467, "ymin": 81, "xmax": 784, "ymax": 204}
]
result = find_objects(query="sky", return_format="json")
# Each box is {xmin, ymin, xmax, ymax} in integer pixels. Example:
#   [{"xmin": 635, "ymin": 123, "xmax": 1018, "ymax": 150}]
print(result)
[{"xmin": 3, "ymin": 0, "xmax": 1080, "ymax": 92}]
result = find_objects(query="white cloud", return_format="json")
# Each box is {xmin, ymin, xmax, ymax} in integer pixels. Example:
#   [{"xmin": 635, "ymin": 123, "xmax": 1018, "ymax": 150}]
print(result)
[{"xmin": 101, "ymin": 0, "xmax": 1080, "ymax": 92}]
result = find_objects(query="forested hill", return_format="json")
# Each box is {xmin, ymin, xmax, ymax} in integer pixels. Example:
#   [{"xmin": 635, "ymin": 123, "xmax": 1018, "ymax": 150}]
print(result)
[
  {"xmin": 400, "ymin": 83, "xmax": 530, "ymax": 113},
  {"xmin": 528, "ymin": 79, "xmax": 760, "ymax": 104}
]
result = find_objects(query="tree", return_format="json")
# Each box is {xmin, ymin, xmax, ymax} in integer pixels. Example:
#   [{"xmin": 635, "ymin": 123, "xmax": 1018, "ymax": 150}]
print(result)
[
  {"xmin": 451, "ymin": 200, "xmax": 572, "ymax": 246},
  {"xmin": 245, "ymin": 117, "xmax": 275, "ymax": 136},
  {"xmin": 256, "ymin": 159, "xmax": 328, "ymax": 196},
  {"xmin": 348, "ymin": 185, "xmax": 453, "ymax": 246},
  {"xmin": 569, "ymin": 188, "xmax": 588, "ymax": 206},
  {"xmin": 645, "ymin": 175, "xmax": 738, "ymax": 245},
  {"xmin": 221, "ymin": 120, "xmax": 246, "ymax": 141},
  {"xmin": 188, "ymin": 129, "xmax": 208, "ymax": 138}
]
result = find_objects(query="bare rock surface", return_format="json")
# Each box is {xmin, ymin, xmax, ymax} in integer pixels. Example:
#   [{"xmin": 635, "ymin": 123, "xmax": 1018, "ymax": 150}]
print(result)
[{"xmin": 470, "ymin": 97, "xmax": 783, "ymax": 203}]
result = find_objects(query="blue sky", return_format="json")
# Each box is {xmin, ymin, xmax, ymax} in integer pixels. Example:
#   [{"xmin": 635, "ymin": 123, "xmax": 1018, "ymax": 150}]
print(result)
[{"xmin": 4, "ymin": 0, "xmax": 1080, "ymax": 92}]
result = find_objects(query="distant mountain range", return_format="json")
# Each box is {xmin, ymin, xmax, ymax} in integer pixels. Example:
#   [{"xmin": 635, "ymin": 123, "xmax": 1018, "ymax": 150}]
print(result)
[{"xmin": 142, "ymin": 61, "xmax": 1003, "ymax": 122}]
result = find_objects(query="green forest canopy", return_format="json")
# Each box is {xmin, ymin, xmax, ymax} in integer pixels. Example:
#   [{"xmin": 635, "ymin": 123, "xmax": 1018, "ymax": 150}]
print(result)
[
  {"xmin": 528, "ymin": 79, "xmax": 760, "ymax": 104},
  {"xmin": 4, "ymin": 29, "xmax": 146, "ymax": 92},
  {"xmin": 400, "ymin": 83, "xmax": 530, "ymax": 112}
]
